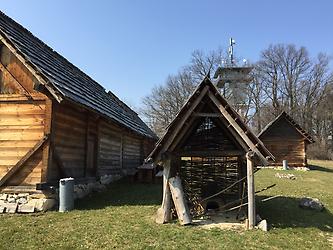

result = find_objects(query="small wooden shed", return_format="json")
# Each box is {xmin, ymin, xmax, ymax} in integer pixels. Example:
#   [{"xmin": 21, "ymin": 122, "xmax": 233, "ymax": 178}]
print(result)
[
  {"xmin": 0, "ymin": 11, "xmax": 157, "ymax": 194},
  {"xmin": 148, "ymin": 77, "xmax": 273, "ymax": 228},
  {"xmin": 258, "ymin": 111, "xmax": 314, "ymax": 167}
]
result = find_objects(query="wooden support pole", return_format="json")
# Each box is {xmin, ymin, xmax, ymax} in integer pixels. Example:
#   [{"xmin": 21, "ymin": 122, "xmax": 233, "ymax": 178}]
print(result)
[
  {"xmin": 169, "ymin": 176, "xmax": 192, "ymax": 225},
  {"xmin": 156, "ymin": 159, "xmax": 172, "ymax": 224},
  {"xmin": 246, "ymin": 151, "xmax": 256, "ymax": 229}
]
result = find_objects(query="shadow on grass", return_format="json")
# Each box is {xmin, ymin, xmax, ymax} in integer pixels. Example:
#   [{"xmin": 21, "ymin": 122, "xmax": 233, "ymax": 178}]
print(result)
[
  {"xmin": 75, "ymin": 179, "xmax": 162, "ymax": 210},
  {"xmin": 257, "ymin": 195, "xmax": 333, "ymax": 232},
  {"xmin": 308, "ymin": 164, "xmax": 333, "ymax": 173}
]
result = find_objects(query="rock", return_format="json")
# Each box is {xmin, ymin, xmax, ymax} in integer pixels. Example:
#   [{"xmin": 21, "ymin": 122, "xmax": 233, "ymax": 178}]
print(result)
[
  {"xmin": 275, "ymin": 173, "xmax": 296, "ymax": 180},
  {"xmin": 257, "ymin": 219, "xmax": 268, "ymax": 231},
  {"xmin": 7, "ymin": 197, "xmax": 16, "ymax": 203},
  {"xmin": 17, "ymin": 193, "xmax": 29, "ymax": 198},
  {"xmin": 0, "ymin": 193, "xmax": 8, "ymax": 200},
  {"xmin": 0, "ymin": 200, "xmax": 6, "ymax": 207},
  {"xmin": 0, "ymin": 206, "xmax": 5, "ymax": 213},
  {"xmin": 17, "ymin": 197, "xmax": 28, "ymax": 204},
  {"xmin": 74, "ymin": 184, "xmax": 89, "ymax": 199},
  {"xmin": 295, "ymin": 167, "xmax": 310, "ymax": 171},
  {"xmin": 35, "ymin": 199, "xmax": 56, "ymax": 212},
  {"xmin": 18, "ymin": 204, "xmax": 35, "ymax": 213},
  {"xmin": 11, "ymin": 194, "xmax": 18, "ymax": 199},
  {"xmin": 86, "ymin": 182, "xmax": 106, "ymax": 193},
  {"xmin": 5, "ymin": 203, "xmax": 17, "ymax": 213},
  {"xmin": 299, "ymin": 197, "xmax": 324, "ymax": 211},
  {"xmin": 29, "ymin": 193, "xmax": 46, "ymax": 199},
  {"xmin": 92, "ymin": 182, "xmax": 106, "ymax": 192},
  {"xmin": 100, "ymin": 175, "xmax": 114, "ymax": 185}
]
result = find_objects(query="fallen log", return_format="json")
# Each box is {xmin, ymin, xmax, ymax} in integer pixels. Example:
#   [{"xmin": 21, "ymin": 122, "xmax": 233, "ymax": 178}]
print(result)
[{"xmin": 169, "ymin": 176, "xmax": 192, "ymax": 225}]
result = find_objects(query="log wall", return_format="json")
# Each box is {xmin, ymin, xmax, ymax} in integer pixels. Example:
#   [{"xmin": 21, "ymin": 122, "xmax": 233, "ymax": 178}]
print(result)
[
  {"xmin": 98, "ymin": 121, "xmax": 122, "ymax": 176},
  {"xmin": 50, "ymin": 102, "xmax": 154, "ymax": 181},
  {"xmin": 259, "ymin": 118, "xmax": 307, "ymax": 166},
  {"xmin": 50, "ymin": 103, "xmax": 87, "ymax": 180},
  {"xmin": 122, "ymin": 135, "xmax": 142, "ymax": 174}
]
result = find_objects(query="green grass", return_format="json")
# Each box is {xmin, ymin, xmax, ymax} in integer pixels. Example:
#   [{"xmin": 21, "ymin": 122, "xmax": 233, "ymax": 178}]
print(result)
[{"xmin": 0, "ymin": 160, "xmax": 333, "ymax": 249}]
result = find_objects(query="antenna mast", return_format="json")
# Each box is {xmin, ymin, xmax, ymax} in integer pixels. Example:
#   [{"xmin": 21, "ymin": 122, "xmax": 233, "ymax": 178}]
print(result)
[{"xmin": 228, "ymin": 38, "xmax": 236, "ymax": 65}]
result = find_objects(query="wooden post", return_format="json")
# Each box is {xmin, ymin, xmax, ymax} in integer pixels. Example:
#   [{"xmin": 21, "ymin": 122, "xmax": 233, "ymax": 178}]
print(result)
[
  {"xmin": 246, "ymin": 151, "xmax": 255, "ymax": 229},
  {"xmin": 156, "ymin": 159, "xmax": 172, "ymax": 224},
  {"xmin": 42, "ymin": 98, "xmax": 52, "ymax": 182},
  {"xmin": 169, "ymin": 176, "xmax": 192, "ymax": 225}
]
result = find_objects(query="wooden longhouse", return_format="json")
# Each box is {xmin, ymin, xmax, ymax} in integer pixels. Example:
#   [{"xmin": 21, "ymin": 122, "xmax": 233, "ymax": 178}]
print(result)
[
  {"xmin": 0, "ymin": 12, "xmax": 157, "ymax": 194},
  {"xmin": 258, "ymin": 111, "xmax": 314, "ymax": 167},
  {"xmin": 148, "ymin": 77, "xmax": 274, "ymax": 228}
]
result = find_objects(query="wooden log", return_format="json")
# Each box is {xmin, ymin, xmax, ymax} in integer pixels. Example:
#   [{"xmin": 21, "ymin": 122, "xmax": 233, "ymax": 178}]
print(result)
[
  {"xmin": 156, "ymin": 159, "xmax": 172, "ymax": 224},
  {"xmin": 169, "ymin": 176, "xmax": 192, "ymax": 225},
  {"xmin": 246, "ymin": 151, "xmax": 255, "ymax": 229}
]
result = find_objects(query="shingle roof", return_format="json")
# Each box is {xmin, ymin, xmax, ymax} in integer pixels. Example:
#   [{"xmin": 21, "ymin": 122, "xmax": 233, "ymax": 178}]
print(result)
[
  {"xmin": 0, "ymin": 11, "xmax": 156, "ymax": 139},
  {"xmin": 258, "ymin": 111, "xmax": 315, "ymax": 143}
]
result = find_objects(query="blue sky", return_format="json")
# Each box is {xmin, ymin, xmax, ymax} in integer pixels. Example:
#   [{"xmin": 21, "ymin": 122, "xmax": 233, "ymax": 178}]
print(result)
[{"xmin": 1, "ymin": 1, "xmax": 333, "ymax": 109}]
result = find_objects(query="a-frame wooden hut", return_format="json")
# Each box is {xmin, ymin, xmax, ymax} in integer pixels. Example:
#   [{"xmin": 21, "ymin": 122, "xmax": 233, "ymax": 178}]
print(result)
[
  {"xmin": 0, "ymin": 11, "xmax": 156, "ymax": 195},
  {"xmin": 148, "ymin": 77, "xmax": 274, "ymax": 228},
  {"xmin": 258, "ymin": 111, "xmax": 314, "ymax": 167}
]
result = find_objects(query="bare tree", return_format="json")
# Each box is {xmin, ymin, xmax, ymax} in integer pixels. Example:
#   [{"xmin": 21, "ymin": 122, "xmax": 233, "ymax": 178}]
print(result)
[
  {"xmin": 141, "ymin": 43, "xmax": 333, "ymax": 160},
  {"xmin": 141, "ymin": 70, "xmax": 196, "ymax": 137}
]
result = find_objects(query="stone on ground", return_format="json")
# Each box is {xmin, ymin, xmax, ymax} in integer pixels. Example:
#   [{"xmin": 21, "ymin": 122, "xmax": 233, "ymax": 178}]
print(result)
[
  {"xmin": 299, "ymin": 197, "xmax": 324, "ymax": 211},
  {"xmin": 257, "ymin": 219, "xmax": 268, "ymax": 231},
  {"xmin": 18, "ymin": 204, "xmax": 35, "ymax": 213},
  {"xmin": 5, "ymin": 203, "xmax": 18, "ymax": 213}
]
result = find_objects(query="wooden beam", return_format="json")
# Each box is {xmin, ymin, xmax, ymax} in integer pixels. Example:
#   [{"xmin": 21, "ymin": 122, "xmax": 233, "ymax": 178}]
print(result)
[
  {"xmin": 169, "ymin": 115, "xmax": 198, "ymax": 152},
  {"xmin": 41, "ymin": 98, "xmax": 52, "ymax": 182},
  {"xmin": 246, "ymin": 151, "xmax": 255, "ymax": 229},
  {"xmin": 0, "ymin": 93, "xmax": 46, "ymax": 101},
  {"xmin": 0, "ymin": 135, "xmax": 49, "ymax": 187},
  {"xmin": 0, "ymin": 32, "xmax": 63, "ymax": 102},
  {"xmin": 52, "ymin": 146, "xmax": 66, "ymax": 178},
  {"xmin": 208, "ymin": 92, "xmax": 268, "ymax": 165},
  {"xmin": 0, "ymin": 61, "xmax": 29, "ymax": 95},
  {"xmin": 174, "ymin": 150, "xmax": 244, "ymax": 157},
  {"xmin": 169, "ymin": 176, "xmax": 192, "ymax": 225},
  {"xmin": 120, "ymin": 133, "xmax": 123, "ymax": 169},
  {"xmin": 193, "ymin": 112, "xmax": 223, "ymax": 117},
  {"xmin": 159, "ymin": 86, "xmax": 209, "ymax": 158},
  {"xmin": 156, "ymin": 159, "xmax": 172, "ymax": 224}
]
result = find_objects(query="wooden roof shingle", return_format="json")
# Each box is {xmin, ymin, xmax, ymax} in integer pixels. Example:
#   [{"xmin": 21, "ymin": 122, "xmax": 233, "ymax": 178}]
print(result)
[{"xmin": 0, "ymin": 11, "xmax": 156, "ymax": 139}]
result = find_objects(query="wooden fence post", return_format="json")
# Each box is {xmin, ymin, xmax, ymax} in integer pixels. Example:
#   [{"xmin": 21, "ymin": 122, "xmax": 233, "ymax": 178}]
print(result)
[
  {"xmin": 156, "ymin": 159, "xmax": 172, "ymax": 224},
  {"xmin": 246, "ymin": 151, "xmax": 256, "ymax": 229}
]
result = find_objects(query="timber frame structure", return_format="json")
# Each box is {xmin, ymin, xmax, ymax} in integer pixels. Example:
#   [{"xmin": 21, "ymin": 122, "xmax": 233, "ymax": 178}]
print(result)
[
  {"xmin": 258, "ymin": 111, "xmax": 315, "ymax": 167},
  {"xmin": 148, "ymin": 77, "xmax": 274, "ymax": 228},
  {"xmin": 0, "ymin": 11, "xmax": 157, "ymax": 194}
]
